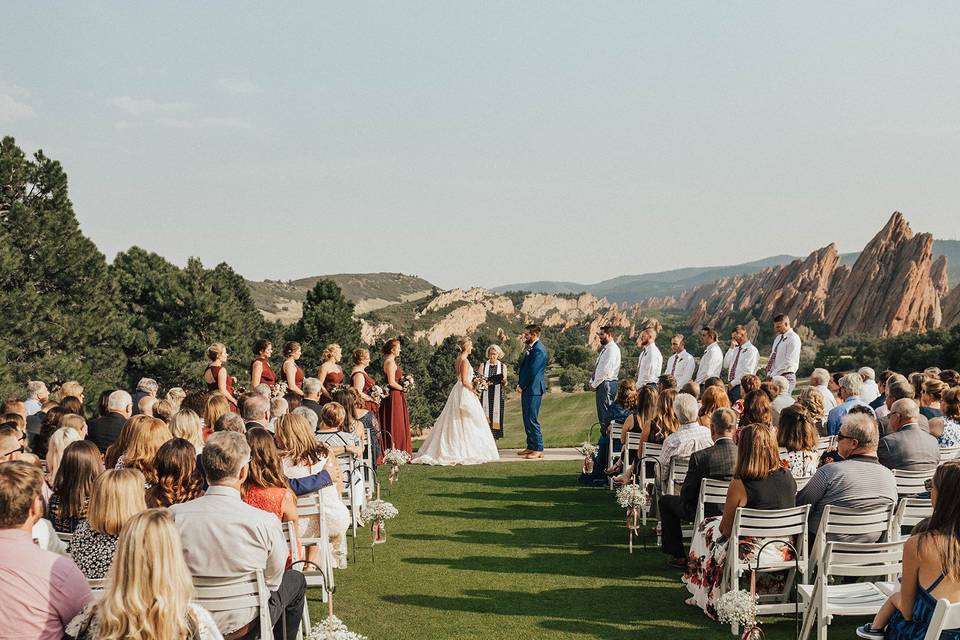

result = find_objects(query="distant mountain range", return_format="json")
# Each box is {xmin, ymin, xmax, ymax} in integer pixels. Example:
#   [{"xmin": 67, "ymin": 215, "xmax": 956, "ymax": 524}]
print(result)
[{"xmin": 494, "ymin": 240, "xmax": 960, "ymax": 304}]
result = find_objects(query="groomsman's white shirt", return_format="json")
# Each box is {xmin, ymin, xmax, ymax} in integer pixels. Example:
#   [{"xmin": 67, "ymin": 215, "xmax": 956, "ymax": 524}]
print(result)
[
  {"xmin": 768, "ymin": 328, "xmax": 801, "ymax": 376},
  {"xmin": 724, "ymin": 341, "xmax": 760, "ymax": 387},
  {"xmin": 590, "ymin": 341, "xmax": 621, "ymax": 389},
  {"xmin": 635, "ymin": 343, "xmax": 663, "ymax": 386},
  {"xmin": 695, "ymin": 342, "xmax": 723, "ymax": 384},
  {"xmin": 665, "ymin": 350, "xmax": 696, "ymax": 388}
]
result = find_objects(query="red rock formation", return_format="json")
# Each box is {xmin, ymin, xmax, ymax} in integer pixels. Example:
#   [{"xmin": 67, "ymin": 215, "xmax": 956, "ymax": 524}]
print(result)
[{"xmin": 943, "ymin": 284, "xmax": 960, "ymax": 327}]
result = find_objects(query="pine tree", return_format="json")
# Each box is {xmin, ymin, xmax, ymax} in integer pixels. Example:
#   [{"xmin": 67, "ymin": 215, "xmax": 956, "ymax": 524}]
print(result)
[
  {"xmin": 286, "ymin": 280, "xmax": 362, "ymax": 374},
  {"xmin": 0, "ymin": 137, "xmax": 128, "ymax": 400}
]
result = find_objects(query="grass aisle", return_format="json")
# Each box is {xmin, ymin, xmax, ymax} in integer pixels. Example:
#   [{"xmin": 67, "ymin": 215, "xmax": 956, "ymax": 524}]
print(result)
[{"xmin": 310, "ymin": 460, "xmax": 859, "ymax": 639}]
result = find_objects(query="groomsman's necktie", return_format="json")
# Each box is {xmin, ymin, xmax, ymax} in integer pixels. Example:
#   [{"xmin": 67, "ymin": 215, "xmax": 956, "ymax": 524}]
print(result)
[
  {"xmin": 671, "ymin": 354, "xmax": 679, "ymax": 375},
  {"xmin": 729, "ymin": 346, "xmax": 742, "ymax": 383},
  {"xmin": 765, "ymin": 335, "xmax": 783, "ymax": 374}
]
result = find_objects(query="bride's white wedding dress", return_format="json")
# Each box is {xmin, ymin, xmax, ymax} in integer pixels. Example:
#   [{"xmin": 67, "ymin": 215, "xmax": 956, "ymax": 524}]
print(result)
[{"xmin": 412, "ymin": 362, "xmax": 501, "ymax": 466}]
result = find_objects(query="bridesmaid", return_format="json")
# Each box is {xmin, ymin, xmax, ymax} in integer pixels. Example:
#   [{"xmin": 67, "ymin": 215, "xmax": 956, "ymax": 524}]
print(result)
[
  {"xmin": 316, "ymin": 343, "xmax": 345, "ymax": 405},
  {"xmin": 350, "ymin": 348, "xmax": 380, "ymax": 414},
  {"xmin": 281, "ymin": 341, "xmax": 305, "ymax": 397},
  {"xmin": 379, "ymin": 339, "xmax": 412, "ymax": 454},
  {"xmin": 203, "ymin": 343, "xmax": 238, "ymax": 410},
  {"xmin": 479, "ymin": 345, "xmax": 508, "ymax": 440},
  {"xmin": 250, "ymin": 339, "xmax": 277, "ymax": 389}
]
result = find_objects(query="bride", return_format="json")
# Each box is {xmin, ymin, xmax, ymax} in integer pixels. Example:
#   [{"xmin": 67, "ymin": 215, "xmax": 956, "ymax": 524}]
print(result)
[{"xmin": 412, "ymin": 337, "xmax": 501, "ymax": 466}]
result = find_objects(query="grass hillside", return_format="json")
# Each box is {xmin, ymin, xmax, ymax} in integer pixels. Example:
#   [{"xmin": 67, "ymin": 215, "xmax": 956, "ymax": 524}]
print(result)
[
  {"xmin": 498, "ymin": 391, "xmax": 598, "ymax": 449},
  {"xmin": 246, "ymin": 272, "xmax": 435, "ymax": 324}
]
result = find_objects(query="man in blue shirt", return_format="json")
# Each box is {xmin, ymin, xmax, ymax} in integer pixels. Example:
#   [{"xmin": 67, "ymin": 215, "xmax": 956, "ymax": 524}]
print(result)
[{"xmin": 825, "ymin": 372, "xmax": 874, "ymax": 435}]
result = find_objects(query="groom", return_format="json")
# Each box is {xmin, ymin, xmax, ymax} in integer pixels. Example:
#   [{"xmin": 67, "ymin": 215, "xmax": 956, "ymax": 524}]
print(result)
[{"xmin": 517, "ymin": 324, "xmax": 548, "ymax": 459}]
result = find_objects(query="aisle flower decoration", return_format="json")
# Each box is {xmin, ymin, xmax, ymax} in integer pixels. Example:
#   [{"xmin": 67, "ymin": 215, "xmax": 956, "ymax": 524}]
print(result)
[
  {"xmin": 715, "ymin": 590, "xmax": 763, "ymax": 640},
  {"xmin": 271, "ymin": 381, "xmax": 288, "ymax": 398},
  {"xmin": 616, "ymin": 483, "xmax": 650, "ymax": 553},
  {"xmin": 383, "ymin": 448, "xmax": 411, "ymax": 484},
  {"xmin": 308, "ymin": 614, "xmax": 369, "ymax": 640},
  {"xmin": 400, "ymin": 374, "xmax": 415, "ymax": 392},
  {"xmin": 472, "ymin": 374, "xmax": 489, "ymax": 394},
  {"xmin": 369, "ymin": 385, "xmax": 387, "ymax": 403},
  {"xmin": 364, "ymin": 499, "xmax": 399, "ymax": 544},
  {"xmin": 575, "ymin": 441, "xmax": 598, "ymax": 474}
]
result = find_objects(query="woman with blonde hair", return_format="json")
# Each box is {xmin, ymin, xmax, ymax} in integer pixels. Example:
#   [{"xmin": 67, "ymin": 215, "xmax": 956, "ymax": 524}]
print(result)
[
  {"xmin": 45, "ymin": 426, "xmax": 82, "ymax": 496},
  {"xmin": 920, "ymin": 378, "xmax": 947, "ymax": 421},
  {"xmin": 65, "ymin": 508, "xmax": 223, "ymax": 640},
  {"xmin": 69, "ymin": 468, "xmax": 147, "ymax": 579},
  {"xmin": 104, "ymin": 415, "xmax": 150, "ymax": 469},
  {"xmin": 57, "ymin": 380, "xmax": 85, "ymax": 404},
  {"xmin": 275, "ymin": 413, "xmax": 350, "ymax": 568},
  {"xmin": 350, "ymin": 348, "xmax": 380, "ymax": 413},
  {"xmin": 169, "ymin": 409, "xmax": 205, "ymax": 453},
  {"xmin": 203, "ymin": 342, "xmax": 238, "ymax": 410},
  {"xmin": 697, "ymin": 386, "xmax": 731, "ymax": 427},
  {"xmin": 115, "ymin": 417, "xmax": 172, "ymax": 486},
  {"xmin": 202, "ymin": 394, "xmax": 230, "ymax": 440},
  {"xmin": 316, "ymin": 401, "xmax": 365, "ymax": 525},
  {"xmin": 165, "ymin": 387, "xmax": 186, "ymax": 411},
  {"xmin": 316, "ymin": 343, "xmax": 345, "ymax": 406},
  {"xmin": 650, "ymin": 388, "xmax": 680, "ymax": 443},
  {"xmin": 797, "ymin": 387, "xmax": 827, "ymax": 435}
]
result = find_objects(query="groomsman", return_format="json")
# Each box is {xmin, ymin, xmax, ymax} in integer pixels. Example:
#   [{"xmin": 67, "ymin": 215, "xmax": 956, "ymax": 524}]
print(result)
[
  {"xmin": 589, "ymin": 325, "xmax": 621, "ymax": 432},
  {"xmin": 764, "ymin": 314, "xmax": 801, "ymax": 393},
  {"xmin": 664, "ymin": 335, "xmax": 696, "ymax": 388},
  {"xmin": 724, "ymin": 325, "xmax": 759, "ymax": 402},
  {"xmin": 635, "ymin": 328, "xmax": 663, "ymax": 387},
  {"xmin": 695, "ymin": 326, "xmax": 723, "ymax": 389}
]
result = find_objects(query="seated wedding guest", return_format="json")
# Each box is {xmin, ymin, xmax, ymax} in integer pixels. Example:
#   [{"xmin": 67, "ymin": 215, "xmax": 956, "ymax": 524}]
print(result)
[
  {"xmin": 315, "ymin": 402, "xmax": 364, "ymax": 525},
  {"xmin": 855, "ymin": 461, "xmax": 960, "ymax": 640},
  {"xmin": 920, "ymin": 378, "xmax": 947, "ymax": 420},
  {"xmin": 34, "ymin": 404, "xmax": 67, "ymax": 458},
  {"xmin": 732, "ymin": 374, "xmax": 761, "ymax": 414},
  {"xmin": 859, "ymin": 367, "xmax": 881, "ymax": 404},
  {"xmin": 826, "ymin": 372, "xmax": 873, "ymax": 436},
  {"xmin": 333, "ymin": 386, "xmax": 381, "ymax": 470},
  {"xmin": 697, "ymin": 385, "xmax": 730, "ymax": 427},
  {"xmin": 61, "ymin": 413, "xmax": 88, "ymax": 439},
  {"xmin": 69, "ymin": 468, "xmax": 146, "ymax": 579},
  {"xmin": 582, "ymin": 380, "xmax": 635, "ymax": 485},
  {"xmin": 680, "ymin": 381, "xmax": 700, "ymax": 400},
  {"xmin": 609, "ymin": 385, "xmax": 659, "ymax": 481},
  {"xmin": 66, "ymin": 508, "xmax": 223, "ymax": 640},
  {"xmin": 657, "ymin": 393, "xmax": 712, "ymax": 483},
  {"xmin": 300, "ymin": 377, "xmax": 325, "ymax": 422},
  {"xmin": 45, "ymin": 426, "xmax": 82, "ymax": 498},
  {"xmin": 658, "ymin": 373, "xmax": 678, "ymax": 392},
  {"xmin": 796, "ymin": 387, "xmax": 827, "ymax": 435},
  {"xmin": 929, "ymin": 387, "xmax": 960, "ymax": 447},
  {"xmin": 703, "ymin": 376, "xmax": 726, "ymax": 391},
  {"xmin": 809, "ymin": 368, "xmax": 839, "ymax": 413},
  {"xmin": 242, "ymin": 394, "xmax": 271, "ymax": 431},
  {"xmin": 270, "ymin": 396, "xmax": 288, "ymax": 431},
  {"xmin": 60, "ymin": 395, "xmax": 84, "ymax": 418},
  {"xmin": 169, "ymin": 431, "xmax": 305, "ymax": 640},
  {"xmin": 759, "ymin": 381, "xmax": 779, "ymax": 403},
  {"xmin": 48, "ymin": 440, "xmax": 104, "ymax": 533},
  {"xmin": 292, "ymin": 405, "xmax": 320, "ymax": 432},
  {"xmin": 649, "ymin": 388, "xmax": 680, "ymax": 446},
  {"xmin": 92, "ymin": 390, "xmax": 112, "ymax": 422},
  {"xmin": 869, "ymin": 370, "xmax": 898, "ymax": 414},
  {"xmin": 797, "ymin": 413, "xmax": 896, "ymax": 542},
  {"xmin": 146, "ymin": 438, "xmax": 204, "ymax": 508},
  {"xmin": 104, "ymin": 414, "xmax": 151, "ymax": 468},
  {"xmin": 214, "ymin": 412, "xmax": 247, "ymax": 434},
  {"xmin": 170, "ymin": 408, "xmax": 205, "ymax": 454},
  {"xmin": 25, "ymin": 380, "xmax": 49, "ymax": 416},
  {"xmin": 778, "ymin": 404, "xmax": 820, "ymax": 478},
  {"xmin": 940, "ymin": 369, "xmax": 960, "ymax": 387},
  {"xmin": 0, "ymin": 424, "xmax": 31, "ymax": 464},
  {"xmin": 153, "ymin": 398, "xmax": 175, "ymax": 423},
  {"xmin": 242, "ymin": 428, "xmax": 299, "ymax": 548},
  {"xmin": 924, "ymin": 367, "xmax": 942, "ymax": 379},
  {"xmin": 659, "ymin": 407, "xmax": 737, "ymax": 568},
  {"xmin": 738, "ymin": 390, "xmax": 773, "ymax": 438},
  {"xmin": 878, "ymin": 399, "xmax": 940, "ymax": 473},
  {"xmin": 203, "ymin": 343, "xmax": 239, "ymax": 410},
  {"xmin": 87, "ymin": 390, "xmax": 132, "ymax": 453},
  {"xmin": 114, "ymin": 416, "xmax": 172, "ymax": 486},
  {"xmin": 0, "ymin": 461, "xmax": 91, "ymax": 639},
  {"xmin": 131, "ymin": 377, "xmax": 159, "ymax": 416},
  {"xmin": 203, "ymin": 393, "xmax": 230, "ymax": 435},
  {"xmin": 879, "ymin": 380, "xmax": 929, "ymax": 436},
  {"xmin": 683, "ymin": 423, "xmax": 796, "ymax": 618},
  {"xmin": 770, "ymin": 375, "xmax": 794, "ymax": 426},
  {"xmin": 166, "ymin": 386, "xmax": 187, "ymax": 411},
  {"xmin": 276, "ymin": 413, "xmax": 350, "ymax": 569}
]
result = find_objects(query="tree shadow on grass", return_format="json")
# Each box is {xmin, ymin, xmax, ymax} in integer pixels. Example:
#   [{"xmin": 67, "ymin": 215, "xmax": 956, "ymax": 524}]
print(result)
[
  {"xmin": 418, "ymin": 505, "xmax": 611, "ymax": 523},
  {"xmin": 394, "ymin": 520, "xmax": 627, "ymax": 551},
  {"xmin": 426, "ymin": 489, "xmax": 599, "ymax": 505},
  {"xmin": 429, "ymin": 473, "xmax": 581, "ymax": 490}
]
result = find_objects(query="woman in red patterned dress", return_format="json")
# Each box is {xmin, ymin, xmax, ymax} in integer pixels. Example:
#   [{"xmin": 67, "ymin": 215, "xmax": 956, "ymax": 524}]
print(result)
[
  {"xmin": 250, "ymin": 339, "xmax": 277, "ymax": 389},
  {"xmin": 350, "ymin": 348, "xmax": 380, "ymax": 414},
  {"xmin": 379, "ymin": 339, "xmax": 412, "ymax": 454},
  {"xmin": 203, "ymin": 342, "xmax": 238, "ymax": 410},
  {"xmin": 281, "ymin": 341, "xmax": 305, "ymax": 397},
  {"xmin": 316, "ymin": 343, "xmax": 345, "ymax": 406}
]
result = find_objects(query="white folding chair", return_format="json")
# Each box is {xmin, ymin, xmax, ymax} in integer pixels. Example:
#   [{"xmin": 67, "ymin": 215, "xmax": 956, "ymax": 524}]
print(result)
[
  {"xmin": 939, "ymin": 445, "xmax": 960, "ymax": 462},
  {"xmin": 636, "ymin": 441, "xmax": 663, "ymax": 492},
  {"xmin": 336, "ymin": 454, "xmax": 362, "ymax": 561},
  {"xmin": 294, "ymin": 494, "xmax": 335, "ymax": 592},
  {"xmin": 665, "ymin": 455, "xmax": 690, "ymax": 496},
  {"xmin": 194, "ymin": 571, "xmax": 272, "ymax": 640},
  {"xmin": 692, "ymin": 478, "xmax": 730, "ymax": 531},
  {"xmin": 923, "ymin": 597, "xmax": 960, "ymax": 640},
  {"xmin": 798, "ymin": 541, "xmax": 905, "ymax": 640},
  {"xmin": 608, "ymin": 431, "xmax": 644, "ymax": 490},
  {"xmin": 87, "ymin": 578, "xmax": 105, "ymax": 600},
  {"xmin": 891, "ymin": 497, "xmax": 933, "ymax": 540},
  {"xmin": 808, "ymin": 504, "xmax": 895, "ymax": 577},
  {"xmin": 794, "ymin": 476, "xmax": 813, "ymax": 492},
  {"xmin": 721, "ymin": 505, "xmax": 810, "ymax": 634},
  {"xmin": 893, "ymin": 469, "xmax": 934, "ymax": 497},
  {"xmin": 56, "ymin": 531, "xmax": 73, "ymax": 546}
]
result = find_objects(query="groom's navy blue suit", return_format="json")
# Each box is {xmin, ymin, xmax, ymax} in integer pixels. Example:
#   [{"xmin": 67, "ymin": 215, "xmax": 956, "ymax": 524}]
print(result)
[{"xmin": 518, "ymin": 339, "xmax": 548, "ymax": 452}]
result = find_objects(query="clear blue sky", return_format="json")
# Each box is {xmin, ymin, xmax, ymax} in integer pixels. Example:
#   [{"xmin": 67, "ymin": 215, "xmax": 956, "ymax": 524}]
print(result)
[{"xmin": 3, "ymin": 2, "xmax": 959, "ymax": 289}]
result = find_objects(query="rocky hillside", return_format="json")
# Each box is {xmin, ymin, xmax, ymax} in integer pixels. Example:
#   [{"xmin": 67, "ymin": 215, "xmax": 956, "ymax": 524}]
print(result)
[
  {"xmin": 247, "ymin": 273, "xmax": 434, "ymax": 324},
  {"xmin": 683, "ymin": 212, "xmax": 948, "ymax": 337}
]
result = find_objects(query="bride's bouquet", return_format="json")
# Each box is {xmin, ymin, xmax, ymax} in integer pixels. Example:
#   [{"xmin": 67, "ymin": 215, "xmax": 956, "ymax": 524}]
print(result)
[
  {"xmin": 400, "ymin": 374, "xmax": 415, "ymax": 392},
  {"xmin": 271, "ymin": 381, "xmax": 288, "ymax": 398},
  {"xmin": 363, "ymin": 499, "xmax": 399, "ymax": 544},
  {"xmin": 472, "ymin": 374, "xmax": 489, "ymax": 394},
  {"xmin": 575, "ymin": 441, "xmax": 598, "ymax": 474},
  {"xmin": 383, "ymin": 448, "xmax": 411, "ymax": 484},
  {"xmin": 308, "ymin": 615, "xmax": 368, "ymax": 640},
  {"xmin": 369, "ymin": 385, "xmax": 388, "ymax": 403}
]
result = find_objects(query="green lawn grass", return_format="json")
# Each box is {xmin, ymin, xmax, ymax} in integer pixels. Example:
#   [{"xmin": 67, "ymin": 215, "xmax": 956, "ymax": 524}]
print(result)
[
  {"xmin": 497, "ymin": 391, "xmax": 599, "ymax": 449},
  {"xmin": 309, "ymin": 461, "xmax": 861, "ymax": 640}
]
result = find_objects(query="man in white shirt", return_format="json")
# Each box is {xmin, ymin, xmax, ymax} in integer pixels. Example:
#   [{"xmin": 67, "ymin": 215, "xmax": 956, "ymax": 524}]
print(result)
[
  {"xmin": 723, "ymin": 324, "xmax": 760, "ymax": 403},
  {"xmin": 809, "ymin": 368, "xmax": 838, "ymax": 413},
  {"xmin": 635, "ymin": 328, "xmax": 663, "ymax": 387},
  {"xmin": 589, "ymin": 325, "xmax": 621, "ymax": 432},
  {"xmin": 24, "ymin": 381, "xmax": 48, "ymax": 416},
  {"xmin": 657, "ymin": 394, "xmax": 712, "ymax": 482},
  {"xmin": 764, "ymin": 314, "xmax": 802, "ymax": 393},
  {"xmin": 859, "ymin": 367, "xmax": 881, "ymax": 404},
  {"xmin": 664, "ymin": 334, "xmax": 696, "ymax": 389},
  {"xmin": 169, "ymin": 431, "xmax": 305, "ymax": 640},
  {"xmin": 695, "ymin": 326, "xmax": 723, "ymax": 388}
]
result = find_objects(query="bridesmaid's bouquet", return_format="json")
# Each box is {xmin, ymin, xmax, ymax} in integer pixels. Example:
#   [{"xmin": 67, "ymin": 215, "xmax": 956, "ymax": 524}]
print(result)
[
  {"xmin": 383, "ymin": 449, "xmax": 411, "ymax": 484},
  {"xmin": 308, "ymin": 615, "xmax": 368, "ymax": 640},
  {"xmin": 369, "ymin": 385, "xmax": 387, "ymax": 403},
  {"xmin": 400, "ymin": 374, "xmax": 415, "ymax": 392},
  {"xmin": 364, "ymin": 499, "xmax": 399, "ymax": 545},
  {"xmin": 271, "ymin": 381, "xmax": 288, "ymax": 398},
  {"xmin": 331, "ymin": 383, "xmax": 349, "ymax": 395},
  {"xmin": 472, "ymin": 374, "xmax": 489, "ymax": 394}
]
